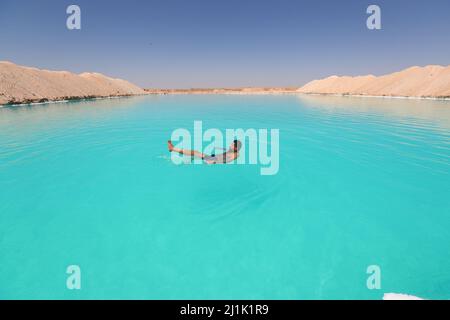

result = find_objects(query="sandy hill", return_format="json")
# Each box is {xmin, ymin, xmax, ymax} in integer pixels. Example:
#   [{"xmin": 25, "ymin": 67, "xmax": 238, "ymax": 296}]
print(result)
[
  {"xmin": 298, "ymin": 65, "xmax": 450, "ymax": 98},
  {"xmin": 0, "ymin": 61, "xmax": 145, "ymax": 105}
]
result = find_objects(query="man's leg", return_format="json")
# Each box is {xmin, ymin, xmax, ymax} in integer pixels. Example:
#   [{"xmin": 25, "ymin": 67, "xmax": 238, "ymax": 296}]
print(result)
[{"xmin": 168, "ymin": 140, "xmax": 206, "ymax": 159}]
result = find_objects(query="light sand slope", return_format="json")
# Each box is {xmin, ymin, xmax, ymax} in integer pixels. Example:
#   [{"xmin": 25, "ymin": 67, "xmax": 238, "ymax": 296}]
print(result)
[
  {"xmin": 0, "ymin": 61, "xmax": 145, "ymax": 105},
  {"xmin": 298, "ymin": 65, "xmax": 450, "ymax": 98},
  {"xmin": 383, "ymin": 293, "xmax": 424, "ymax": 300}
]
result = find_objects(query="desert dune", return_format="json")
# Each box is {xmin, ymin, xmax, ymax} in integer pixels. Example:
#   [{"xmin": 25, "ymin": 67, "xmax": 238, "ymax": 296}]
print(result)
[
  {"xmin": 298, "ymin": 65, "xmax": 450, "ymax": 98},
  {"xmin": 2, "ymin": 62, "xmax": 450, "ymax": 104},
  {"xmin": 0, "ymin": 61, "xmax": 145, "ymax": 105}
]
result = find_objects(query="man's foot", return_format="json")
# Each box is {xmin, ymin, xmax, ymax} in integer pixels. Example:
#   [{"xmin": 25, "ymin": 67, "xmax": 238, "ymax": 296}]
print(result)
[{"xmin": 167, "ymin": 140, "xmax": 174, "ymax": 152}]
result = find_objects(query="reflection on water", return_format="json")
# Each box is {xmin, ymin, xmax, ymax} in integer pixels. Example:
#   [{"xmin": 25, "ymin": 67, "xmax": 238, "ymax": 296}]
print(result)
[
  {"xmin": 0, "ymin": 96, "xmax": 150, "ymax": 129},
  {"xmin": 298, "ymin": 94, "xmax": 450, "ymax": 129}
]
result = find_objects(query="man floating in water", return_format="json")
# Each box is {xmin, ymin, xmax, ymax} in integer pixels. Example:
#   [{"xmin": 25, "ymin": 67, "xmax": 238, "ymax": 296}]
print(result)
[{"xmin": 168, "ymin": 139, "xmax": 242, "ymax": 164}]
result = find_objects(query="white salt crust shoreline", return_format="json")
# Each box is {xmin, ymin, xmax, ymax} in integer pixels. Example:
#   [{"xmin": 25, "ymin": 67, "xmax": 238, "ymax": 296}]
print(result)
[
  {"xmin": 2, "ymin": 92, "xmax": 450, "ymax": 108},
  {"xmin": 0, "ymin": 94, "xmax": 147, "ymax": 108}
]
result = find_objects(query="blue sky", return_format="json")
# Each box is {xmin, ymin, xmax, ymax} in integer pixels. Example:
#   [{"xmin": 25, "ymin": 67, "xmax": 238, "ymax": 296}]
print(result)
[{"xmin": 1, "ymin": 0, "xmax": 449, "ymax": 88}]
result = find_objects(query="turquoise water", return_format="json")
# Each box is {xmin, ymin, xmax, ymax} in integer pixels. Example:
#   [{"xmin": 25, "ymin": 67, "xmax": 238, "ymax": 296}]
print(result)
[{"xmin": 0, "ymin": 94, "xmax": 449, "ymax": 300}]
